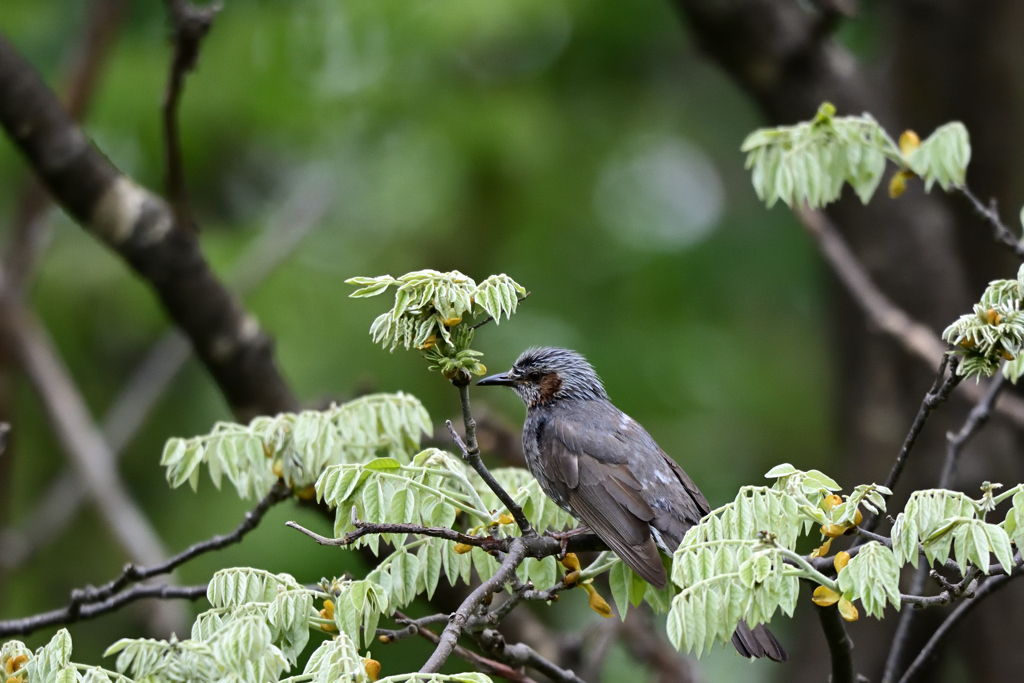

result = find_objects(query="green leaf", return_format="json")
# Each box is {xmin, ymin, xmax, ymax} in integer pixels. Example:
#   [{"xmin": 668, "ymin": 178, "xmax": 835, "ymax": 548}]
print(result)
[
  {"xmin": 609, "ymin": 561, "xmax": 630, "ymax": 621},
  {"xmin": 838, "ymin": 541, "xmax": 900, "ymax": 619}
]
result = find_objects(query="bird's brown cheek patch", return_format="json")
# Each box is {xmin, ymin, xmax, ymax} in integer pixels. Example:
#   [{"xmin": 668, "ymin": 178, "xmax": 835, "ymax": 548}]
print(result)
[{"xmin": 538, "ymin": 373, "xmax": 562, "ymax": 402}]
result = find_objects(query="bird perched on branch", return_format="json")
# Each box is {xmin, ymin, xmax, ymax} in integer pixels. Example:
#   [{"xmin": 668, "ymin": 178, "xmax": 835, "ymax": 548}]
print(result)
[{"xmin": 477, "ymin": 347, "xmax": 787, "ymax": 661}]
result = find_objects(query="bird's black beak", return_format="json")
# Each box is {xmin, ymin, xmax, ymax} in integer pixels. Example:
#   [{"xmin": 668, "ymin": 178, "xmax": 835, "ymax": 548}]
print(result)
[{"xmin": 477, "ymin": 372, "xmax": 514, "ymax": 387}]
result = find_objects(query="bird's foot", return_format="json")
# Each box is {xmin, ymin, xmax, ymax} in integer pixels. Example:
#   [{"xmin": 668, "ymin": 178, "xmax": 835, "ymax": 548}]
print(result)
[{"xmin": 545, "ymin": 527, "xmax": 592, "ymax": 559}]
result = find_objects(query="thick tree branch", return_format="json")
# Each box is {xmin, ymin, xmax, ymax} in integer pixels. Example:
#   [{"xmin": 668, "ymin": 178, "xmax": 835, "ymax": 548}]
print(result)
[
  {"xmin": 815, "ymin": 603, "xmax": 855, "ymax": 683},
  {"xmin": 0, "ymin": 584, "xmax": 207, "ymax": 637},
  {"xmin": 473, "ymin": 628, "xmax": 587, "ymax": 683},
  {"xmin": 797, "ymin": 208, "xmax": 1024, "ymax": 427},
  {"xmin": 0, "ymin": 32, "xmax": 297, "ymax": 420},
  {"xmin": 1, "ymin": 179, "xmax": 330, "ymax": 570}
]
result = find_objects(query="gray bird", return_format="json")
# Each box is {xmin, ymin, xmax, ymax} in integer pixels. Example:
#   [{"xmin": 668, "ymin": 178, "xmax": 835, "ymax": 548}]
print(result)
[{"xmin": 477, "ymin": 347, "xmax": 787, "ymax": 661}]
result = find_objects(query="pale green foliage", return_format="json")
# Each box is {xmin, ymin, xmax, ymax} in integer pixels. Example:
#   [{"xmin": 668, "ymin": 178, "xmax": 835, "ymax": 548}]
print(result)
[
  {"xmin": 161, "ymin": 393, "xmax": 431, "ymax": 499},
  {"xmin": 1002, "ymin": 489, "xmax": 1024, "ymax": 550},
  {"xmin": 942, "ymin": 265, "xmax": 1024, "ymax": 380},
  {"xmin": 666, "ymin": 465, "xmax": 898, "ymax": 656},
  {"xmin": 837, "ymin": 542, "xmax": 900, "ymax": 619},
  {"xmin": 24, "ymin": 629, "xmax": 75, "ymax": 683},
  {"xmin": 346, "ymin": 270, "xmax": 526, "ymax": 377},
  {"xmin": 890, "ymin": 484, "xmax": 1021, "ymax": 573},
  {"xmin": 741, "ymin": 102, "xmax": 970, "ymax": 209},
  {"xmin": 295, "ymin": 634, "xmax": 367, "ymax": 683},
  {"xmin": 608, "ymin": 559, "xmax": 676, "ymax": 619},
  {"xmin": 314, "ymin": 449, "xmax": 575, "ymax": 618}
]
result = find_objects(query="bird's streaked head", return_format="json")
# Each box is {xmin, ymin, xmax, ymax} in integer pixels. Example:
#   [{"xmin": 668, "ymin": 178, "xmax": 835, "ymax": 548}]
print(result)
[{"xmin": 477, "ymin": 347, "xmax": 607, "ymax": 406}]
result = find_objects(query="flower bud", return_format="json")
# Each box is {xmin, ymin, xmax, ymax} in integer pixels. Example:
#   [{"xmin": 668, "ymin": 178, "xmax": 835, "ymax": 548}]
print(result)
[
  {"xmin": 497, "ymin": 514, "xmax": 514, "ymax": 525},
  {"xmin": 812, "ymin": 586, "xmax": 840, "ymax": 607},
  {"xmin": 810, "ymin": 538, "xmax": 832, "ymax": 558},
  {"xmin": 454, "ymin": 543, "xmax": 473, "ymax": 554},
  {"xmin": 582, "ymin": 583, "xmax": 613, "ymax": 618},
  {"xmin": 560, "ymin": 553, "xmax": 582, "ymax": 573},
  {"xmin": 364, "ymin": 658, "xmax": 382, "ymax": 681},
  {"xmin": 838, "ymin": 597, "xmax": 859, "ymax": 622},
  {"xmin": 833, "ymin": 551, "xmax": 851, "ymax": 573},
  {"xmin": 899, "ymin": 130, "xmax": 920, "ymax": 156},
  {"xmin": 820, "ymin": 523, "xmax": 848, "ymax": 538}
]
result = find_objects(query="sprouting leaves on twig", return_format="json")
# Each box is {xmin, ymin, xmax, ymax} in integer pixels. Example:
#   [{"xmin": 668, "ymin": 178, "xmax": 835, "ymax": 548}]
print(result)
[
  {"xmin": 346, "ymin": 270, "xmax": 526, "ymax": 380},
  {"xmin": 741, "ymin": 102, "xmax": 970, "ymax": 209},
  {"xmin": 943, "ymin": 265, "xmax": 1024, "ymax": 381}
]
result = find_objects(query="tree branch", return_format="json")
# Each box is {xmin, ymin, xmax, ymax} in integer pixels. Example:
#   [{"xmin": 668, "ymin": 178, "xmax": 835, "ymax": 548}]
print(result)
[
  {"xmin": 898, "ymin": 567, "xmax": 1024, "ymax": 683},
  {"xmin": 161, "ymin": 0, "xmax": 220, "ymax": 234},
  {"xmin": 473, "ymin": 628, "xmax": 587, "ymax": 683},
  {"xmin": 0, "ymin": 482, "xmax": 287, "ymax": 637},
  {"xmin": 0, "ymin": 32, "xmax": 297, "ymax": 420},
  {"xmin": 420, "ymin": 537, "xmax": 529, "ymax": 673},
  {"xmin": 796, "ymin": 207, "xmax": 1024, "ymax": 426},
  {"xmin": 447, "ymin": 392, "xmax": 534, "ymax": 536},
  {"xmin": 815, "ymin": 602, "xmax": 855, "ymax": 683},
  {"xmin": 0, "ymin": 584, "xmax": 206, "ymax": 638},
  {"xmin": 960, "ymin": 186, "xmax": 1024, "ymax": 260},
  {"xmin": 389, "ymin": 611, "xmax": 541, "ymax": 683}
]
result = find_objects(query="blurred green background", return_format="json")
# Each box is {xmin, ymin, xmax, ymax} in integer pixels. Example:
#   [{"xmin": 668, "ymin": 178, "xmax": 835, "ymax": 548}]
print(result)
[{"xmin": 0, "ymin": 0, "xmax": 841, "ymax": 680}]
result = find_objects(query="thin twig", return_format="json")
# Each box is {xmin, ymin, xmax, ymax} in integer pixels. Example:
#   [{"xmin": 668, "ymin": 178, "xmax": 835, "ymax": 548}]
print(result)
[
  {"xmin": 796, "ymin": 207, "xmax": 1024, "ymax": 427},
  {"xmin": 815, "ymin": 603, "xmax": 855, "ymax": 683},
  {"xmin": 470, "ymin": 293, "xmax": 531, "ymax": 330},
  {"xmin": 448, "ymin": 387, "xmax": 534, "ymax": 536},
  {"xmin": 286, "ymin": 519, "xmax": 508, "ymax": 553},
  {"xmin": 960, "ymin": 186, "xmax": 1024, "ymax": 260},
  {"xmin": 74, "ymin": 481, "xmax": 289, "ymax": 606},
  {"xmin": 898, "ymin": 568, "xmax": 1023, "ymax": 683},
  {"xmin": 161, "ymin": 0, "xmax": 221, "ymax": 233},
  {"xmin": 0, "ymin": 584, "xmax": 206, "ymax": 638},
  {"xmin": 940, "ymin": 373, "xmax": 1005, "ymax": 487},
  {"xmin": 866, "ymin": 355, "xmax": 962, "ymax": 532},
  {"xmin": 882, "ymin": 562, "xmax": 929, "ymax": 683},
  {"xmin": 390, "ymin": 611, "xmax": 540, "ymax": 683},
  {"xmin": 473, "ymin": 628, "xmax": 587, "ymax": 683},
  {"xmin": 421, "ymin": 537, "xmax": 529, "ymax": 673}
]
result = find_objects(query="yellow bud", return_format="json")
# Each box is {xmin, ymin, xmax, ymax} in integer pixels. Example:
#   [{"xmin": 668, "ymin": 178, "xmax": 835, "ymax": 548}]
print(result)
[
  {"xmin": 564, "ymin": 571, "xmax": 580, "ymax": 587},
  {"xmin": 1002, "ymin": 350, "xmax": 1016, "ymax": 361},
  {"xmin": 11, "ymin": 656, "xmax": 28, "ymax": 673},
  {"xmin": 888, "ymin": 169, "xmax": 914, "ymax": 199},
  {"xmin": 474, "ymin": 364, "xmax": 487, "ymax": 376},
  {"xmin": 262, "ymin": 442, "xmax": 274, "ymax": 459},
  {"xmin": 853, "ymin": 509, "xmax": 863, "ymax": 526},
  {"xmin": 582, "ymin": 583, "xmax": 613, "ymax": 618},
  {"xmin": 497, "ymin": 514, "xmax": 514, "ymax": 525},
  {"xmin": 364, "ymin": 658, "xmax": 382, "ymax": 681},
  {"xmin": 560, "ymin": 553, "xmax": 582, "ymax": 573},
  {"xmin": 985, "ymin": 309, "xmax": 1003, "ymax": 326},
  {"xmin": 838, "ymin": 597, "xmax": 859, "ymax": 622},
  {"xmin": 834, "ymin": 551, "xmax": 851, "ymax": 573},
  {"xmin": 378, "ymin": 634, "xmax": 391, "ymax": 644},
  {"xmin": 899, "ymin": 130, "xmax": 920, "ymax": 156},
  {"xmin": 454, "ymin": 543, "xmax": 473, "ymax": 554},
  {"xmin": 418, "ymin": 334, "xmax": 436, "ymax": 350},
  {"xmin": 822, "ymin": 494, "xmax": 842, "ymax": 511},
  {"xmin": 812, "ymin": 585, "xmax": 841, "ymax": 607},
  {"xmin": 321, "ymin": 599, "xmax": 335, "ymax": 619},
  {"xmin": 820, "ymin": 523, "xmax": 849, "ymax": 538},
  {"xmin": 297, "ymin": 486, "xmax": 316, "ymax": 501},
  {"xmin": 272, "ymin": 460, "xmax": 284, "ymax": 478},
  {"xmin": 959, "ymin": 337, "xmax": 976, "ymax": 349},
  {"xmin": 443, "ymin": 317, "xmax": 462, "ymax": 327},
  {"xmin": 7, "ymin": 676, "xmax": 20, "ymax": 683},
  {"xmin": 810, "ymin": 538, "xmax": 833, "ymax": 558}
]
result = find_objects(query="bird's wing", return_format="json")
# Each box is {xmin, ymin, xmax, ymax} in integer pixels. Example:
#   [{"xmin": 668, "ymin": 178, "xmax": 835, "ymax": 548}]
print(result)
[{"xmin": 544, "ymin": 419, "xmax": 668, "ymax": 588}]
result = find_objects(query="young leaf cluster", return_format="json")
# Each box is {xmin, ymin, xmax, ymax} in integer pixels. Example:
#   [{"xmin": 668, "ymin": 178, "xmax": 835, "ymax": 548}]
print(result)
[
  {"xmin": 666, "ymin": 464, "xmax": 898, "ymax": 657},
  {"xmin": 942, "ymin": 265, "xmax": 1024, "ymax": 381},
  {"xmin": 161, "ymin": 393, "xmax": 431, "ymax": 499},
  {"xmin": 889, "ymin": 484, "xmax": 1022, "ymax": 573},
  {"xmin": 2, "ymin": 623, "xmax": 494, "ymax": 683},
  {"xmin": 741, "ymin": 102, "xmax": 970, "ymax": 209},
  {"xmin": 346, "ymin": 270, "xmax": 526, "ymax": 379}
]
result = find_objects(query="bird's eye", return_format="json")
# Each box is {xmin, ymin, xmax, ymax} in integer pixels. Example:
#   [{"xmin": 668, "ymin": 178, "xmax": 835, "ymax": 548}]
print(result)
[{"xmin": 528, "ymin": 372, "xmax": 541, "ymax": 381}]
